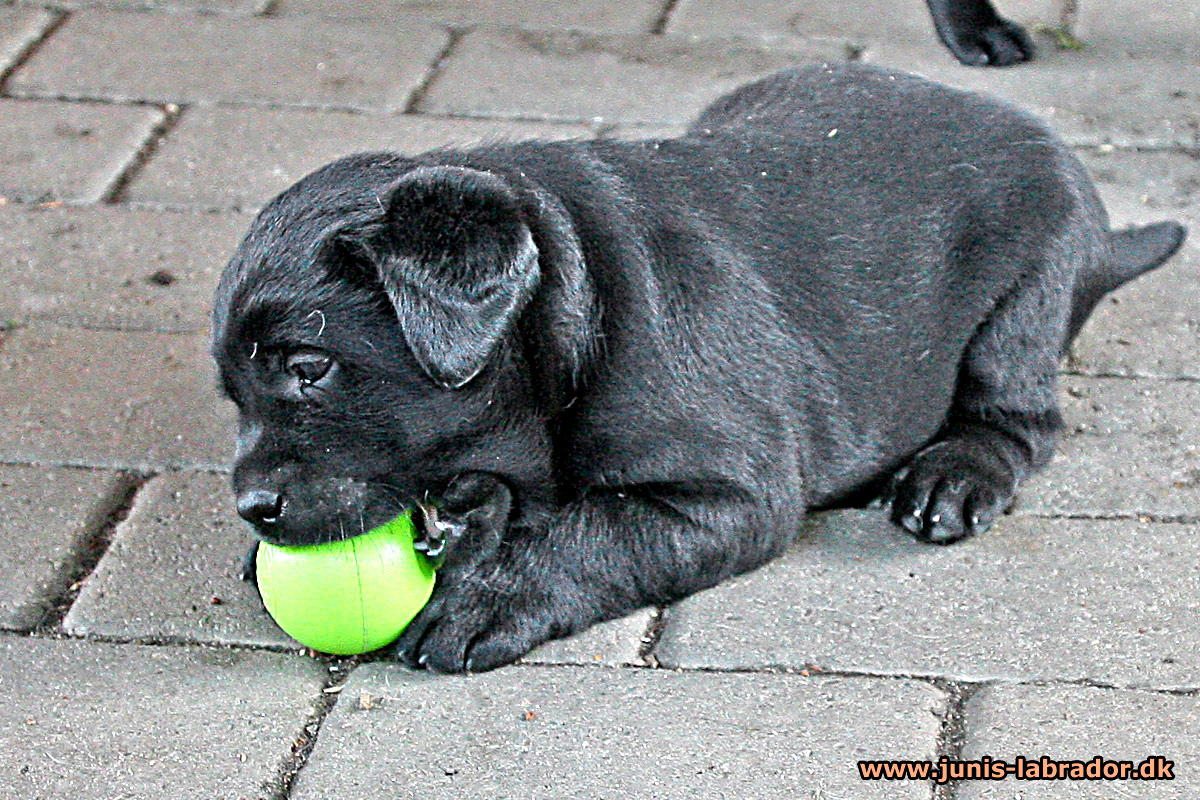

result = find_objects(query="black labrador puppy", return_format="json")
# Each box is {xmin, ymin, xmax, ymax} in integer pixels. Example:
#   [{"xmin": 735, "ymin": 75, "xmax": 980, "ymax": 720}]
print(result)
[
  {"xmin": 213, "ymin": 64, "xmax": 1184, "ymax": 672},
  {"xmin": 927, "ymin": 0, "xmax": 1035, "ymax": 66}
]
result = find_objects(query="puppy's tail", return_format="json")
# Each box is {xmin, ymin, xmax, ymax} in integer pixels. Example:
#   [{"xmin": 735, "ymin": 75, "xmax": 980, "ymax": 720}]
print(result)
[{"xmin": 1066, "ymin": 221, "xmax": 1187, "ymax": 345}]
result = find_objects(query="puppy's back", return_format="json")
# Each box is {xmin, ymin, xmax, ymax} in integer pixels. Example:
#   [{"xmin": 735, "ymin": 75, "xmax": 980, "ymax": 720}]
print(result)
[{"xmin": 690, "ymin": 62, "xmax": 1039, "ymax": 142}]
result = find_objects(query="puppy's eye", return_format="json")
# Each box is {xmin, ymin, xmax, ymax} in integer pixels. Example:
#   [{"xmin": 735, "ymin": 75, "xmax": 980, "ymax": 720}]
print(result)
[{"xmin": 284, "ymin": 350, "xmax": 334, "ymax": 386}]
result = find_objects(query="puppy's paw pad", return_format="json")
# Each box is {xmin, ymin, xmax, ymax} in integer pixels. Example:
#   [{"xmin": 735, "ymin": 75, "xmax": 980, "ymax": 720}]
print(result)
[
  {"xmin": 391, "ymin": 566, "xmax": 561, "ymax": 673},
  {"xmin": 978, "ymin": 21, "xmax": 1034, "ymax": 66},
  {"xmin": 400, "ymin": 612, "xmax": 545, "ymax": 674},
  {"xmin": 463, "ymin": 628, "xmax": 540, "ymax": 673},
  {"xmin": 889, "ymin": 444, "xmax": 1015, "ymax": 543},
  {"xmin": 948, "ymin": 19, "xmax": 1034, "ymax": 67}
]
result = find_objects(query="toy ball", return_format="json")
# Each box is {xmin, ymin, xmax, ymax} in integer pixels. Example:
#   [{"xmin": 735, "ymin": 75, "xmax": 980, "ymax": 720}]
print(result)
[{"xmin": 255, "ymin": 510, "xmax": 436, "ymax": 655}]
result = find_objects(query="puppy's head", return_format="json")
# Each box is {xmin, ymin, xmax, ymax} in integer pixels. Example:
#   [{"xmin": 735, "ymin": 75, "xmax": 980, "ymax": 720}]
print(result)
[{"xmin": 212, "ymin": 153, "xmax": 574, "ymax": 545}]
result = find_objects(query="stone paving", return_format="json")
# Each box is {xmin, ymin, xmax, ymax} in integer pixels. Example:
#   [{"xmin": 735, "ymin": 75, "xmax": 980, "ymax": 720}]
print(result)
[{"xmin": 0, "ymin": 0, "xmax": 1197, "ymax": 798}]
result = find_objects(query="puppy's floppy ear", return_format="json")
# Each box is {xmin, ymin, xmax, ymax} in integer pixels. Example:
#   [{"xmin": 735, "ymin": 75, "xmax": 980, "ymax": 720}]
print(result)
[{"xmin": 376, "ymin": 166, "xmax": 540, "ymax": 389}]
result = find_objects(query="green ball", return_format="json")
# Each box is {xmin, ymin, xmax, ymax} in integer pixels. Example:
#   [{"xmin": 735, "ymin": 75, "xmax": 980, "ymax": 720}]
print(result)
[{"xmin": 255, "ymin": 511, "xmax": 436, "ymax": 655}]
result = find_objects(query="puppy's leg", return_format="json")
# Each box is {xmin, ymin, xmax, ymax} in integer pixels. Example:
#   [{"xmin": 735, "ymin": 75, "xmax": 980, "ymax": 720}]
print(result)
[
  {"xmin": 889, "ymin": 260, "xmax": 1070, "ymax": 543},
  {"xmin": 394, "ymin": 484, "xmax": 797, "ymax": 672},
  {"xmin": 924, "ymin": 0, "xmax": 1034, "ymax": 66}
]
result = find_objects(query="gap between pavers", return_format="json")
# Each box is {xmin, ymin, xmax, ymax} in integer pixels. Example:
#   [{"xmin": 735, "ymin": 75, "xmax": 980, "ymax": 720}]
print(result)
[
  {"xmin": 0, "ymin": 464, "xmax": 134, "ymax": 631},
  {"xmin": 62, "ymin": 470, "xmax": 293, "ymax": 648},
  {"xmin": 0, "ymin": 98, "xmax": 163, "ymax": 204},
  {"xmin": 7, "ymin": 10, "xmax": 450, "ymax": 112},
  {"xmin": 417, "ymin": 28, "xmax": 849, "ymax": 125},
  {"xmin": 8, "ymin": 0, "xmax": 267, "ymax": 14},
  {"xmin": 64, "ymin": 469, "xmax": 655, "ymax": 665},
  {"xmin": 0, "ymin": 204, "xmax": 248, "ymax": 333},
  {"xmin": 272, "ymin": 0, "xmax": 668, "ymax": 35},
  {"xmin": 655, "ymin": 508, "xmax": 1200, "ymax": 689},
  {"xmin": 290, "ymin": 663, "xmax": 945, "ymax": 799},
  {"xmin": 0, "ymin": 635, "xmax": 326, "ymax": 800},
  {"xmin": 124, "ymin": 107, "xmax": 596, "ymax": 211},
  {"xmin": 0, "ymin": 324, "xmax": 236, "ymax": 471},
  {"xmin": 0, "ymin": 7, "xmax": 56, "ymax": 76},
  {"xmin": 958, "ymin": 683, "xmax": 1199, "ymax": 799}
]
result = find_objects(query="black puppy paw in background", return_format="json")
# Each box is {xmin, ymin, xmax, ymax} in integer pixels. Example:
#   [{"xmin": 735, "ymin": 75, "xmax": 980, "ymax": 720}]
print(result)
[{"xmin": 926, "ymin": 0, "xmax": 1036, "ymax": 66}]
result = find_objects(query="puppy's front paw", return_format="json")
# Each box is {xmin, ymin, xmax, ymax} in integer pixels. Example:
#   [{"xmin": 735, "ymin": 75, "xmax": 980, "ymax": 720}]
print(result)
[
  {"xmin": 392, "ymin": 558, "xmax": 571, "ymax": 673},
  {"xmin": 887, "ymin": 438, "xmax": 1016, "ymax": 543},
  {"xmin": 415, "ymin": 472, "xmax": 513, "ymax": 569}
]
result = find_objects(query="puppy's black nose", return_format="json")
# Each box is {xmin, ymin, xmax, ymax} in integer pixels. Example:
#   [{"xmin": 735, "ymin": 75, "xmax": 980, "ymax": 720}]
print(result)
[{"xmin": 236, "ymin": 490, "xmax": 285, "ymax": 527}]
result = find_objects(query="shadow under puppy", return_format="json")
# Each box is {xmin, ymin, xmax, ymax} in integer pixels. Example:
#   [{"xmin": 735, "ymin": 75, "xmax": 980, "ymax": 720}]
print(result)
[{"xmin": 213, "ymin": 63, "xmax": 1185, "ymax": 672}]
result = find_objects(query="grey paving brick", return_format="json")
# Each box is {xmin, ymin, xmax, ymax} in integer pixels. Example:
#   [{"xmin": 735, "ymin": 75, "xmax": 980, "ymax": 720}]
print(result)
[
  {"xmin": 1019, "ymin": 377, "xmax": 1200, "ymax": 519},
  {"xmin": 0, "ymin": 636, "xmax": 325, "ymax": 800},
  {"xmin": 669, "ymin": 0, "xmax": 1060, "ymax": 49},
  {"xmin": 8, "ymin": 10, "xmax": 448, "ymax": 112},
  {"xmin": 0, "ymin": 98, "xmax": 162, "ymax": 203},
  {"xmin": 62, "ymin": 471, "xmax": 293, "ymax": 647},
  {"xmin": 63, "ymin": 470, "xmax": 655, "ymax": 662},
  {"xmin": 1081, "ymin": 149, "xmax": 1200, "ymax": 223},
  {"xmin": 419, "ymin": 29, "xmax": 848, "ymax": 124},
  {"xmin": 275, "ymin": 0, "xmax": 666, "ymax": 34},
  {"xmin": 859, "ymin": 43, "xmax": 1200, "ymax": 148},
  {"xmin": 12, "ymin": 0, "xmax": 266, "ymax": 12},
  {"xmin": 1067, "ymin": 247, "xmax": 1200, "ymax": 380},
  {"xmin": 0, "ymin": 7, "xmax": 55, "ymax": 73},
  {"xmin": 0, "ymin": 204, "xmax": 247, "ymax": 332},
  {"xmin": 0, "ymin": 465, "xmax": 132, "ymax": 631},
  {"xmin": 959, "ymin": 684, "xmax": 1198, "ymax": 798},
  {"xmin": 1068, "ymin": 150, "xmax": 1199, "ymax": 379},
  {"xmin": 0, "ymin": 325, "xmax": 236, "ymax": 470},
  {"xmin": 1074, "ymin": 0, "xmax": 1200, "ymax": 60},
  {"xmin": 126, "ymin": 106, "xmax": 594, "ymax": 210},
  {"xmin": 293, "ymin": 664, "xmax": 945, "ymax": 799},
  {"xmin": 521, "ymin": 607, "xmax": 655, "ymax": 666},
  {"xmin": 655, "ymin": 510, "xmax": 1200, "ymax": 688}
]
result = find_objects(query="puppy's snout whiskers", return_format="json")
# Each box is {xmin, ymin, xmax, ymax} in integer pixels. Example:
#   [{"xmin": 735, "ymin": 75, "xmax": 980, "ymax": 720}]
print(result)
[{"xmin": 372, "ymin": 480, "xmax": 423, "ymax": 514}]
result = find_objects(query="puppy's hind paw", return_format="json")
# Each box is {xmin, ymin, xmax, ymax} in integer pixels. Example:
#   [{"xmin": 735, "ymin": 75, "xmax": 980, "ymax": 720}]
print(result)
[{"xmin": 887, "ymin": 440, "xmax": 1015, "ymax": 543}]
